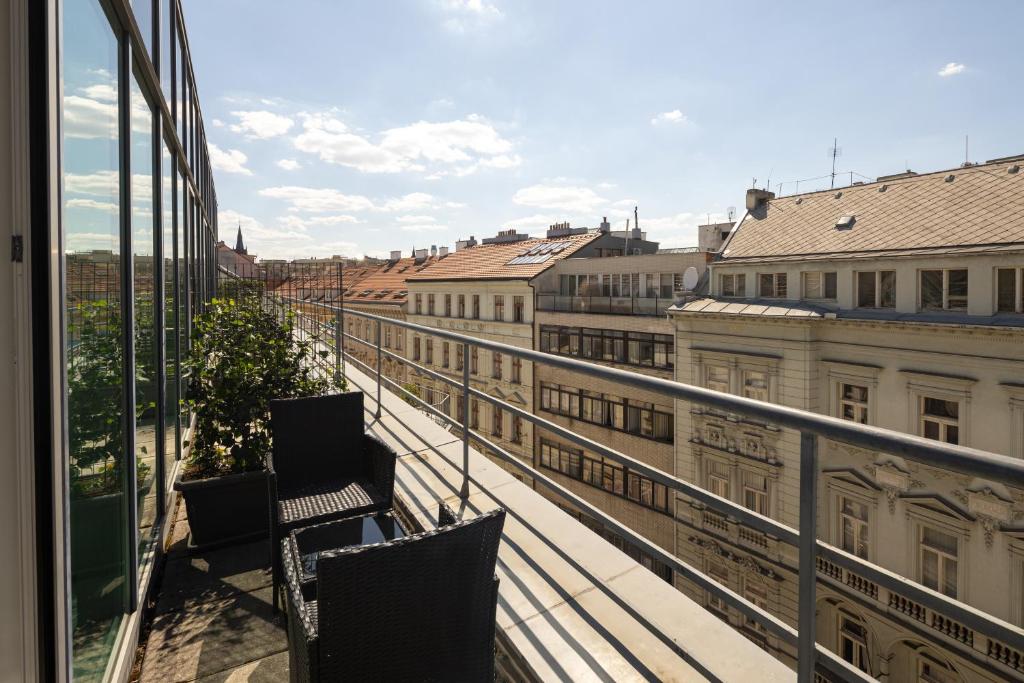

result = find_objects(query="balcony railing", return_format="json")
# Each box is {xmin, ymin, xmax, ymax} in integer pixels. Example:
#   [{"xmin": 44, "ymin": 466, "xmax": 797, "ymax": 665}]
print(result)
[
  {"xmin": 222, "ymin": 268, "xmax": 1024, "ymax": 682},
  {"xmin": 536, "ymin": 293, "xmax": 675, "ymax": 316}
]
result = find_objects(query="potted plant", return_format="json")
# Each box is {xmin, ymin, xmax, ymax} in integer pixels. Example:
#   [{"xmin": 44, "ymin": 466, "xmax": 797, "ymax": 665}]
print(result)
[{"xmin": 174, "ymin": 293, "xmax": 343, "ymax": 548}]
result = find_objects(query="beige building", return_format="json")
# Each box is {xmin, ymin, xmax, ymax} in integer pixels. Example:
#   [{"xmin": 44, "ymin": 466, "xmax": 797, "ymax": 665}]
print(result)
[
  {"xmin": 529, "ymin": 249, "xmax": 708, "ymax": 581},
  {"xmin": 670, "ymin": 157, "xmax": 1024, "ymax": 681}
]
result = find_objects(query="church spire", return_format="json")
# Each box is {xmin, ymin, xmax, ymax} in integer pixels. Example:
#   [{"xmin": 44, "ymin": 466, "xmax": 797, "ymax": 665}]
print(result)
[{"xmin": 234, "ymin": 222, "xmax": 247, "ymax": 255}]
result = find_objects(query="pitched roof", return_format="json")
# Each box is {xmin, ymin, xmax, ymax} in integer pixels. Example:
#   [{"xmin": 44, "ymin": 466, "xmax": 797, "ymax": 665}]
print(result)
[
  {"xmin": 344, "ymin": 255, "xmax": 439, "ymax": 303},
  {"xmin": 407, "ymin": 232, "xmax": 601, "ymax": 282},
  {"xmin": 723, "ymin": 158, "xmax": 1024, "ymax": 261}
]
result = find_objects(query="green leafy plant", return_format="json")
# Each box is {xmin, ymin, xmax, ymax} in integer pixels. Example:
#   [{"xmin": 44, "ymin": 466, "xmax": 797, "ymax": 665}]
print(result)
[{"xmin": 183, "ymin": 295, "xmax": 344, "ymax": 480}]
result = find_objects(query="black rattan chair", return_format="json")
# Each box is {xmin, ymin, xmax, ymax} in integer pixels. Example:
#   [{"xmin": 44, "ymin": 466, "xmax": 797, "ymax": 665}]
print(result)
[
  {"xmin": 269, "ymin": 392, "xmax": 396, "ymax": 611},
  {"xmin": 284, "ymin": 504, "xmax": 506, "ymax": 682}
]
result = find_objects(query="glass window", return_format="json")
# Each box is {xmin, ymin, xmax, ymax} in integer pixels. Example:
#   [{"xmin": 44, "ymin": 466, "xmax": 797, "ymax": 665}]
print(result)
[
  {"xmin": 159, "ymin": 0, "xmax": 171, "ymax": 104},
  {"xmin": 856, "ymin": 270, "xmax": 896, "ymax": 308},
  {"xmin": 62, "ymin": 1, "xmax": 129, "ymax": 676},
  {"xmin": 742, "ymin": 371, "xmax": 768, "ymax": 401},
  {"xmin": 131, "ymin": 63, "xmax": 159, "ymax": 561},
  {"xmin": 720, "ymin": 273, "xmax": 745, "ymax": 297},
  {"xmin": 840, "ymin": 497, "xmax": 870, "ymax": 560},
  {"xmin": 494, "ymin": 295, "xmax": 505, "ymax": 321},
  {"xmin": 706, "ymin": 365, "xmax": 730, "ymax": 393},
  {"xmin": 444, "ymin": 293, "xmax": 451, "ymax": 316},
  {"xmin": 742, "ymin": 471, "xmax": 769, "ymax": 515},
  {"xmin": 920, "ymin": 526, "xmax": 958, "ymax": 598},
  {"xmin": 996, "ymin": 268, "xmax": 1021, "ymax": 313},
  {"xmin": 427, "ymin": 293, "xmax": 435, "ymax": 315},
  {"xmin": 511, "ymin": 356, "xmax": 521, "ymax": 383},
  {"xmin": 759, "ymin": 272, "xmax": 787, "ymax": 298},
  {"xmin": 802, "ymin": 271, "xmax": 837, "ymax": 299},
  {"xmin": 492, "ymin": 351, "xmax": 502, "ymax": 379},
  {"xmin": 472, "ymin": 294, "xmax": 480, "ymax": 318},
  {"xmin": 178, "ymin": 168, "xmax": 189, "ymax": 444},
  {"xmin": 920, "ymin": 269, "xmax": 968, "ymax": 311},
  {"xmin": 707, "ymin": 563, "xmax": 730, "ymax": 615},
  {"xmin": 839, "ymin": 383, "xmax": 869, "ymax": 424},
  {"xmin": 513, "ymin": 295, "xmax": 525, "ymax": 322},
  {"xmin": 457, "ymin": 294, "xmax": 465, "ymax": 317},
  {"xmin": 921, "ymin": 396, "xmax": 959, "ymax": 444},
  {"xmin": 162, "ymin": 138, "xmax": 178, "ymax": 480},
  {"xmin": 839, "ymin": 616, "xmax": 870, "ymax": 672}
]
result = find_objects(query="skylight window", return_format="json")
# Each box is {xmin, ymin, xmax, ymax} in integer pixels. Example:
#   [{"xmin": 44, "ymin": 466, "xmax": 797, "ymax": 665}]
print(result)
[
  {"xmin": 836, "ymin": 215, "xmax": 856, "ymax": 230},
  {"xmin": 506, "ymin": 240, "xmax": 572, "ymax": 265}
]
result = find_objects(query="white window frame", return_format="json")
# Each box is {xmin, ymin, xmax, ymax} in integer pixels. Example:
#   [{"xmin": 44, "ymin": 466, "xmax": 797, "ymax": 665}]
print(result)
[
  {"xmin": 994, "ymin": 267, "xmax": 1024, "ymax": 313},
  {"xmin": 741, "ymin": 469, "xmax": 770, "ymax": 516},
  {"xmin": 918, "ymin": 268, "xmax": 968, "ymax": 311},
  {"xmin": 906, "ymin": 507, "xmax": 969, "ymax": 602},
  {"xmin": 801, "ymin": 270, "xmax": 837, "ymax": 300},
  {"xmin": 837, "ymin": 614, "xmax": 870, "ymax": 673},
  {"xmin": 720, "ymin": 272, "xmax": 746, "ymax": 298},
  {"xmin": 838, "ymin": 382, "xmax": 870, "ymax": 425},
  {"xmin": 706, "ymin": 364, "xmax": 731, "ymax": 393},
  {"xmin": 742, "ymin": 577, "xmax": 769, "ymax": 634},
  {"xmin": 839, "ymin": 495, "xmax": 871, "ymax": 561},
  {"xmin": 742, "ymin": 369, "xmax": 769, "ymax": 402},
  {"xmin": 903, "ymin": 372, "xmax": 973, "ymax": 448},
  {"xmin": 919, "ymin": 395, "xmax": 960, "ymax": 445},
  {"xmin": 706, "ymin": 561, "xmax": 731, "ymax": 616},
  {"xmin": 758, "ymin": 272, "xmax": 788, "ymax": 298},
  {"xmin": 918, "ymin": 524, "xmax": 960, "ymax": 599},
  {"xmin": 855, "ymin": 270, "xmax": 896, "ymax": 309}
]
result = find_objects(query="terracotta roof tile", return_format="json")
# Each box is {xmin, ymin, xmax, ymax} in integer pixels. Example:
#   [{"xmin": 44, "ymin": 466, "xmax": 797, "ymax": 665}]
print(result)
[
  {"xmin": 407, "ymin": 232, "xmax": 600, "ymax": 282},
  {"xmin": 724, "ymin": 160, "xmax": 1024, "ymax": 261},
  {"xmin": 344, "ymin": 255, "xmax": 440, "ymax": 303}
]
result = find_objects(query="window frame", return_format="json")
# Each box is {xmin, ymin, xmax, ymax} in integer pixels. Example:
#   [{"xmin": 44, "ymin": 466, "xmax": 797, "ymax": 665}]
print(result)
[
  {"xmin": 801, "ymin": 270, "xmax": 837, "ymax": 300},
  {"xmin": 720, "ymin": 273, "xmax": 746, "ymax": 298},
  {"xmin": 995, "ymin": 267, "xmax": 1024, "ymax": 313},
  {"xmin": 918, "ymin": 268, "xmax": 969, "ymax": 311},
  {"xmin": 855, "ymin": 270, "xmax": 896, "ymax": 309},
  {"xmin": 758, "ymin": 272, "xmax": 788, "ymax": 298}
]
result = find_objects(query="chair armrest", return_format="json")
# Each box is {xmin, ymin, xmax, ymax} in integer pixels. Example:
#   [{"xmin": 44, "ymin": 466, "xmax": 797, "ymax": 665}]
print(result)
[
  {"xmin": 365, "ymin": 435, "xmax": 396, "ymax": 506},
  {"xmin": 438, "ymin": 501, "xmax": 459, "ymax": 527},
  {"xmin": 284, "ymin": 544, "xmax": 319, "ymax": 683}
]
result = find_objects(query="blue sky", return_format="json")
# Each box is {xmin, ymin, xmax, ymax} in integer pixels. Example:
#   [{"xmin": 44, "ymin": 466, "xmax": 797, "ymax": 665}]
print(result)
[{"xmin": 181, "ymin": 0, "xmax": 1024, "ymax": 260}]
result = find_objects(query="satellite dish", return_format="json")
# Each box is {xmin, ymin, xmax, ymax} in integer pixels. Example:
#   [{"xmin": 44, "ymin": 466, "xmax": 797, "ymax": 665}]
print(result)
[{"xmin": 682, "ymin": 266, "xmax": 699, "ymax": 291}]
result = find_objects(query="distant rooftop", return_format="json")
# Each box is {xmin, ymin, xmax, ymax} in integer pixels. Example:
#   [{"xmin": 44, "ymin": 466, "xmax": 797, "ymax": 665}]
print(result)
[{"xmin": 723, "ymin": 156, "xmax": 1024, "ymax": 262}]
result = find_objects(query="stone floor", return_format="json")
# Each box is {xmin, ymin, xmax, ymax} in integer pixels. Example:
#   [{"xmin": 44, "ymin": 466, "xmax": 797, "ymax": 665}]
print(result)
[{"xmin": 136, "ymin": 504, "xmax": 288, "ymax": 682}]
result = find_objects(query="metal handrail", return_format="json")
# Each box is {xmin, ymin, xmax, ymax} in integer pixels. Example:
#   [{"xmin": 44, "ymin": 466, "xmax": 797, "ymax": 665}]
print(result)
[{"xmin": 265, "ymin": 290, "xmax": 1024, "ymax": 682}]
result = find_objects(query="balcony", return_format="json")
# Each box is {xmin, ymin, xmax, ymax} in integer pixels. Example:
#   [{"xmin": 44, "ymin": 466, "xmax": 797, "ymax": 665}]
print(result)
[
  {"xmin": 136, "ymin": 361, "xmax": 789, "ymax": 681},
  {"xmin": 536, "ymin": 293, "xmax": 676, "ymax": 316},
  {"xmin": 131, "ymin": 273, "xmax": 1024, "ymax": 682}
]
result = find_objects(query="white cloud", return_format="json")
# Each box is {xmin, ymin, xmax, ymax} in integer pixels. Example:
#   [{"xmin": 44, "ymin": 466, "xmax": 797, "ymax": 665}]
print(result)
[
  {"xmin": 63, "ymin": 94, "xmax": 117, "ymax": 139},
  {"xmin": 512, "ymin": 184, "xmax": 607, "ymax": 213},
  {"xmin": 938, "ymin": 62, "xmax": 966, "ymax": 77},
  {"xmin": 209, "ymin": 143, "xmax": 253, "ymax": 176},
  {"xmin": 219, "ymin": 209, "xmax": 364, "ymax": 261},
  {"xmin": 650, "ymin": 109, "xmax": 689, "ymax": 126},
  {"xmin": 276, "ymin": 159, "xmax": 301, "ymax": 171},
  {"xmin": 293, "ymin": 112, "xmax": 518, "ymax": 175},
  {"xmin": 212, "ymin": 118, "xmax": 225, "ymax": 127},
  {"xmin": 66, "ymin": 198, "xmax": 118, "ymax": 213},
  {"xmin": 259, "ymin": 186, "xmax": 377, "ymax": 213},
  {"xmin": 501, "ymin": 214, "xmax": 559, "ymax": 232},
  {"xmin": 400, "ymin": 223, "xmax": 447, "ymax": 232},
  {"xmin": 438, "ymin": 0, "xmax": 503, "ymax": 33},
  {"xmin": 229, "ymin": 110, "xmax": 294, "ymax": 139},
  {"xmin": 379, "ymin": 192, "xmax": 438, "ymax": 212},
  {"xmin": 640, "ymin": 211, "xmax": 727, "ymax": 249}
]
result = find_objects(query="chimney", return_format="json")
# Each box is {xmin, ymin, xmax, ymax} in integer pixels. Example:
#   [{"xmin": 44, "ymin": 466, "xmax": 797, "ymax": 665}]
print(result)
[
  {"xmin": 745, "ymin": 188, "xmax": 775, "ymax": 211},
  {"xmin": 414, "ymin": 248, "xmax": 428, "ymax": 262},
  {"xmin": 455, "ymin": 235, "xmax": 477, "ymax": 251},
  {"xmin": 438, "ymin": 246, "xmax": 449, "ymax": 258},
  {"xmin": 430, "ymin": 244, "xmax": 437, "ymax": 258},
  {"xmin": 482, "ymin": 229, "xmax": 530, "ymax": 245},
  {"xmin": 599, "ymin": 217, "xmax": 610, "ymax": 233},
  {"xmin": 389, "ymin": 250, "xmax": 402, "ymax": 262}
]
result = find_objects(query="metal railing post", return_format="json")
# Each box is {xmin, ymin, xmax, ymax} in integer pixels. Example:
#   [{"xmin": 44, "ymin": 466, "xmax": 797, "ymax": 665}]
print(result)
[
  {"xmin": 333, "ymin": 309, "xmax": 342, "ymax": 387},
  {"xmin": 375, "ymin": 319, "xmax": 382, "ymax": 418},
  {"xmin": 460, "ymin": 343, "xmax": 471, "ymax": 498},
  {"xmin": 797, "ymin": 431, "xmax": 819, "ymax": 683}
]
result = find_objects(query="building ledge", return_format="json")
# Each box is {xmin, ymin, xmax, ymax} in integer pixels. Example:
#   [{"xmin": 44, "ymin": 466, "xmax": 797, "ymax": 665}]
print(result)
[{"xmin": 346, "ymin": 365, "xmax": 793, "ymax": 681}]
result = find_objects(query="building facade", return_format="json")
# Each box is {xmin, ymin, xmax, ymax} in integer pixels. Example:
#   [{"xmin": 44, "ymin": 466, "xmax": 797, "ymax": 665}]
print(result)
[
  {"xmin": 0, "ymin": 0, "xmax": 220, "ymax": 679},
  {"xmin": 671, "ymin": 159, "xmax": 1024, "ymax": 681},
  {"xmin": 528, "ymin": 250, "xmax": 708, "ymax": 581}
]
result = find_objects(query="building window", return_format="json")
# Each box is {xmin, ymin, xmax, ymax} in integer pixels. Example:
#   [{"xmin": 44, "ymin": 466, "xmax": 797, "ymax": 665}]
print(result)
[
  {"xmin": 839, "ymin": 383, "xmax": 869, "ymax": 424},
  {"xmin": 492, "ymin": 407, "xmax": 503, "ymax": 438},
  {"xmin": 415, "ymin": 293, "xmax": 423, "ymax": 314},
  {"xmin": 472, "ymin": 294, "xmax": 480, "ymax": 319},
  {"xmin": 996, "ymin": 268, "xmax": 1023, "ymax": 313},
  {"xmin": 494, "ymin": 295, "xmax": 505, "ymax": 321},
  {"xmin": 511, "ymin": 357, "xmax": 522, "ymax": 383},
  {"xmin": 539, "ymin": 439, "xmax": 582, "ymax": 478},
  {"xmin": 706, "ymin": 563, "xmax": 730, "ymax": 616},
  {"xmin": 444, "ymin": 293, "xmax": 452, "ymax": 316},
  {"xmin": 540, "ymin": 383, "xmax": 671, "ymax": 443},
  {"xmin": 513, "ymin": 295, "xmax": 525, "ymax": 322},
  {"xmin": 920, "ymin": 269, "xmax": 968, "ymax": 310},
  {"xmin": 471, "ymin": 347, "xmax": 478, "ymax": 374},
  {"xmin": 920, "ymin": 396, "xmax": 959, "ymax": 444},
  {"xmin": 802, "ymin": 271, "xmax": 837, "ymax": 300},
  {"xmin": 856, "ymin": 270, "xmax": 896, "ymax": 308},
  {"xmin": 920, "ymin": 526, "xmax": 959, "ymax": 598},
  {"xmin": 470, "ymin": 399, "xmax": 479, "ymax": 429},
  {"xmin": 742, "ymin": 471, "xmax": 769, "ymax": 515},
  {"xmin": 707, "ymin": 461, "xmax": 731, "ymax": 499},
  {"xmin": 511, "ymin": 415, "xmax": 523, "ymax": 444},
  {"xmin": 840, "ymin": 497, "xmax": 870, "ymax": 560},
  {"xmin": 759, "ymin": 272, "xmax": 787, "ymax": 298},
  {"xmin": 442, "ymin": 341, "xmax": 450, "ymax": 368},
  {"xmin": 456, "ymin": 396, "xmax": 464, "ymax": 423},
  {"xmin": 492, "ymin": 351, "xmax": 502, "ymax": 379},
  {"xmin": 427, "ymin": 293, "xmax": 436, "ymax": 316},
  {"xmin": 838, "ymin": 616, "xmax": 870, "ymax": 673},
  {"xmin": 455, "ymin": 344, "xmax": 464, "ymax": 371},
  {"xmin": 539, "ymin": 325, "xmax": 673, "ymax": 370},
  {"xmin": 384, "ymin": 325, "xmax": 392, "ymax": 348},
  {"xmin": 394, "ymin": 330, "xmax": 403, "ymax": 351},
  {"xmin": 742, "ymin": 370, "xmax": 769, "ymax": 401},
  {"xmin": 539, "ymin": 439, "xmax": 669, "ymax": 512},
  {"xmin": 706, "ymin": 365, "xmax": 731, "ymax": 393},
  {"xmin": 413, "ymin": 336, "xmax": 421, "ymax": 361},
  {"xmin": 742, "ymin": 579, "xmax": 769, "ymax": 636},
  {"xmin": 720, "ymin": 273, "xmax": 746, "ymax": 298},
  {"xmin": 425, "ymin": 338, "xmax": 433, "ymax": 365},
  {"xmin": 918, "ymin": 655, "xmax": 958, "ymax": 683},
  {"xmin": 458, "ymin": 293, "xmax": 466, "ymax": 317}
]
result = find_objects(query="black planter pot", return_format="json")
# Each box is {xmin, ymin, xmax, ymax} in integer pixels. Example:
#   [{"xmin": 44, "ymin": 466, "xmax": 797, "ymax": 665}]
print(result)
[{"xmin": 174, "ymin": 469, "xmax": 270, "ymax": 549}]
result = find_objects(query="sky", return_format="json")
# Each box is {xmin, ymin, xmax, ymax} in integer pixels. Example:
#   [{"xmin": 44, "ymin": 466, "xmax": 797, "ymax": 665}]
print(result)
[{"xmin": 180, "ymin": 0, "xmax": 1024, "ymax": 261}]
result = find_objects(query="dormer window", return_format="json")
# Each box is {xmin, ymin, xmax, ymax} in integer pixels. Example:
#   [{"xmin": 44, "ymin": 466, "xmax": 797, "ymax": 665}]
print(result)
[
  {"xmin": 802, "ymin": 271, "xmax": 837, "ymax": 300},
  {"xmin": 758, "ymin": 272, "xmax": 787, "ymax": 298},
  {"xmin": 996, "ymin": 268, "xmax": 1023, "ymax": 313},
  {"xmin": 720, "ymin": 273, "xmax": 746, "ymax": 297},
  {"xmin": 920, "ymin": 269, "xmax": 967, "ymax": 311}
]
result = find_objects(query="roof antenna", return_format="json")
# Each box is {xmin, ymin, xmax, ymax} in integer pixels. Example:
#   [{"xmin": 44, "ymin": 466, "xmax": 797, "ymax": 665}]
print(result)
[
  {"xmin": 964, "ymin": 134, "xmax": 969, "ymax": 166},
  {"xmin": 828, "ymin": 138, "xmax": 842, "ymax": 189}
]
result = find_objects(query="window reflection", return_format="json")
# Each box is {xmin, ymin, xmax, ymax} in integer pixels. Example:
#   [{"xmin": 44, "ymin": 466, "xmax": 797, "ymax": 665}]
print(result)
[
  {"xmin": 163, "ymin": 138, "xmax": 179, "ymax": 478},
  {"xmin": 62, "ymin": 0, "xmax": 129, "ymax": 678},
  {"xmin": 130, "ymin": 62, "xmax": 159, "ymax": 561}
]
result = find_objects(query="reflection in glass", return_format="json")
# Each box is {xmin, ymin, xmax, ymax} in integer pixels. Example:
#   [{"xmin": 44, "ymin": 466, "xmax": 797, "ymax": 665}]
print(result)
[
  {"xmin": 131, "ymin": 63, "xmax": 159, "ymax": 560},
  {"xmin": 159, "ymin": 0, "xmax": 171, "ymax": 105},
  {"xmin": 62, "ymin": 0, "xmax": 129, "ymax": 678},
  {"xmin": 132, "ymin": 0, "xmax": 153, "ymax": 57},
  {"xmin": 178, "ymin": 168, "xmax": 189, "ymax": 449},
  {"xmin": 163, "ymin": 139, "xmax": 179, "ymax": 476}
]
